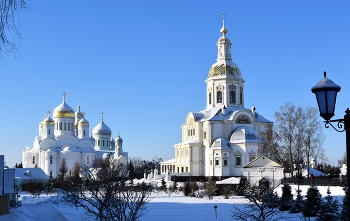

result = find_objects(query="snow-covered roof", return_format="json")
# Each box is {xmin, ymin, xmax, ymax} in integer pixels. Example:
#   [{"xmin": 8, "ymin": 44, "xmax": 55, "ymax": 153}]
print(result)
[
  {"xmin": 216, "ymin": 177, "xmax": 240, "ymax": 184},
  {"xmin": 62, "ymin": 145, "xmax": 78, "ymax": 152},
  {"xmin": 300, "ymin": 166, "xmax": 328, "ymax": 177},
  {"xmin": 210, "ymin": 138, "xmax": 231, "ymax": 150},
  {"xmin": 243, "ymin": 155, "xmax": 283, "ymax": 168},
  {"xmin": 15, "ymin": 168, "xmax": 49, "ymax": 180},
  {"xmin": 189, "ymin": 106, "xmax": 272, "ymax": 123},
  {"xmin": 161, "ymin": 158, "xmax": 175, "ymax": 164},
  {"xmin": 230, "ymin": 126, "xmax": 260, "ymax": 143}
]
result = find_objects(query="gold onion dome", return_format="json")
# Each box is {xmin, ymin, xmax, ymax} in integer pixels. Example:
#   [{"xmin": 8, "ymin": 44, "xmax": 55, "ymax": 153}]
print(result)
[
  {"xmin": 53, "ymin": 93, "xmax": 74, "ymax": 118},
  {"xmin": 78, "ymin": 118, "xmax": 89, "ymax": 127},
  {"xmin": 43, "ymin": 116, "xmax": 55, "ymax": 125},
  {"xmin": 75, "ymin": 103, "xmax": 83, "ymax": 118}
]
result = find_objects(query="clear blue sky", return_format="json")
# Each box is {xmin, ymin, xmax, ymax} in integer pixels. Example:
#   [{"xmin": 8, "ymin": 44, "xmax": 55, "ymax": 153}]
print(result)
[{"xmin": 1, "ymin": 1, "xmax": 349, "ymax": 167}]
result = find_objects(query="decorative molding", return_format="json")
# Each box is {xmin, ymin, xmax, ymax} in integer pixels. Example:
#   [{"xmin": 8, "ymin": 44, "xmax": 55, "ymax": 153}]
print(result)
[
  {"xmin": 208, "ymin": 87, "xmax": 212, "ymax": 92},
  {"xmin": 229, "ymin": 84, "xmax": 236, "ymax": 90},
  {"xmin": 216, "ymin": 85, "xmax": 224, "ymax": 91}
]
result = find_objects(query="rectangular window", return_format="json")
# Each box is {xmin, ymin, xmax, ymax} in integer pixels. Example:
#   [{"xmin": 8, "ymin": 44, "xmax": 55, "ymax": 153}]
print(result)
[
  {"xmin": 181, "ymin": 167, "xmax": 184, "ymax": 172},
  {"xmin": 204, "ymin": 131, "xmax": 206, "ymax": 139},
  {"xmin": 49, "ymin": 171, "xmax": 52, "ymax": 179},
  {"xmin": 188, "ymin": 130, "xmax": 190, "ymax": 136},
  {"xmin": 215, "ymin": 160, "xmax": 219, "ymax": 166},
  {"xmin": 186, "ymin": 167, "xmax": 188, "ymax": 172},
  {"xmin": 50, "ymin": 155, "xmax": 52, "ymax": 164},
  {"xmin": 193, "ymin": 129, "xmax": 195, "ymax": 136},
  {"xmin": 249, "ymin": 156, "xmax": 256, "ymax": 162},
  {"xmin": 210, "ymin": 160, "xmax": 212, "ymax": 165},
  {"xmin": 236, "ymin": 156, "xmax": 242, "ymax": 166},
  {"xmin": 32, "ymin": 156, "xmax": 35, "ymax": 164},
  {"xmin": 224, "ymin": 159, "xmax": 228, "ymax": 166}
]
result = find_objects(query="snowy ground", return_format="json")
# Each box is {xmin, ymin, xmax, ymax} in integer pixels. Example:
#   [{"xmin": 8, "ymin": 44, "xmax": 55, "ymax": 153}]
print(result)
[{"xmin": 1, "ymin": 185, "xmax": 346, "ymax": 221}]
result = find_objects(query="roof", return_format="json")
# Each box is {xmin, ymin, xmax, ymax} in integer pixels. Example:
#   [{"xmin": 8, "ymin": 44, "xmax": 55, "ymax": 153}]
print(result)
[
  {"xmin": 15, "ymin": 168, "xmax": 49, "ymax": 180},
  {"xmin": 243, "ymin": 155, "xmax": 283, "ymax": 168},
  {"xmin": 216, "ymin": 177, "xmax": 240, "ymax": 184},
  {"xmin": 210, "ymin": 138, "xmax": 231, "ymax": 150},
  {"xmin": 230, "ymin": 126, "xmax": 260, "ymax": 143},
  {"xmin": 188, "ymin": 106, "xmax": 272, "ymax": 123},
  {"xmin": 92, "ymin": 119, "xmax": 111, "ymax": 135},
  {"xmin": 161, "ymin": 158, "xmax": 175, "ymax": 164}
]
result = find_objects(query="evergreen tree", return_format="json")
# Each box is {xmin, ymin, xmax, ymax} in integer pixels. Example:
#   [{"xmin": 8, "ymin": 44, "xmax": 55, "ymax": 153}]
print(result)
[
  {"xmin": 160, "ymin": 177, "xmax": 167, "ymax": 191},
  {"xmin": 183, "ymin": 181, "xmax": 191, "ymax": 196},
  {"xmin": 316, "ymin": 187, "xmax": 339, "ymax": 220},
  {"xmin": 236, "ymin": 176, "xmax": 250, "ymax": 196},
  {"xmin": 339, "ymin": 187, "xmax": 348, "ymax": 221},
  {"xmin": 279, "ymin": 183, "xmax": 293, "ymax": 211},
  {"xmin": 57, "ymin": 158, "xmax": 68, "ymax": 184},
  {"xmin": 289, "ymin": 188, "xmax": 303, "ymax": 213},
  {"xmin": 303, "ymin": 186, "xmax": 322, "ymax": 217},
  {"xmin": 127, "ymin": 161, "xmax": 136, "ymax": 179}
]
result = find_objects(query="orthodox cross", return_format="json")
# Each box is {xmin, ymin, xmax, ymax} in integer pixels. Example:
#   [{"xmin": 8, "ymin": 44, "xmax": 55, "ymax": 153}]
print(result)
[
  {"xmin": 62, "ymin": 92, "xmax": 67, "ymax": 101},
  {"xmin": 47, "ymin": 110, "xmax": 51, "ymax": 117}
]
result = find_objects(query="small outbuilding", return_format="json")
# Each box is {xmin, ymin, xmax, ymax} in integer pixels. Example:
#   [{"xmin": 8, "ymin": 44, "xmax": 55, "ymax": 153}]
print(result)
[{"xmin": 242, "ymin": 155, "xmax": 284, "ymax": 188}]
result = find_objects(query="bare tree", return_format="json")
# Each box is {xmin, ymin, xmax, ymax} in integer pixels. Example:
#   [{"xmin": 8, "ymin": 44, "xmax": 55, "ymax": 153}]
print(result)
[
  {"xmin": 232, "ymin": 186, "xmax": 287, "ymax": 221},
  {"xmin": 272, "ymin": 103, "xmax": 325, "ymax": 176},
  {"xmin": 63, "ymin": 158, "xmax": 151, "ymax": 221},
  {"xmin": 0, "ymin": 0, "xmax": 30, "ymax": 60}
]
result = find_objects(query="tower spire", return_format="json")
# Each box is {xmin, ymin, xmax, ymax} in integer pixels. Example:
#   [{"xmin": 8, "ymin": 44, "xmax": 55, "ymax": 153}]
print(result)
[{"xmin": 220, "ymin": 12, "xmax": 228, "ymax": 35}]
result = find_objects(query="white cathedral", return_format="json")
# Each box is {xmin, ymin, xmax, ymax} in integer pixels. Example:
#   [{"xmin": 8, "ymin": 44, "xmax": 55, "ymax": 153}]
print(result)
[
  {"xmin": 22, "ymin": 93, "xmax": 128, "ymax": 178},
  {"xmin": 161, "ymin": 18, "xmax": 272, "ymax": 178}
]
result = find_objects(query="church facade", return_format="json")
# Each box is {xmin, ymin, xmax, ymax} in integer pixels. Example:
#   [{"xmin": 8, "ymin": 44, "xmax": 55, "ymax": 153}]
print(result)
[
  {"xmin": 22, "ymin": 94, "xmax": 127, "ymax": 178},
  {"xmin": 161, "ymin": 18, "xmax": 272, "ymax": 178}
]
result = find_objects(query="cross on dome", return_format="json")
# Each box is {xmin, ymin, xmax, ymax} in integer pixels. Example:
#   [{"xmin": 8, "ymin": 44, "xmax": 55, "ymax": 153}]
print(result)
[
  {"xmin": 47, "ymin": 110, "xmax": 51, "ymax": 117},
  {"xmin": 220, "ymin": 12, "xmax": 228, "ymax": 35},
  {"xmin": 62, "ymin": 92, "xmax": 67, "ymax": 101},
  {"xmin": 101, "ymin": 112, "xmax": 104, "ymax": 121}
]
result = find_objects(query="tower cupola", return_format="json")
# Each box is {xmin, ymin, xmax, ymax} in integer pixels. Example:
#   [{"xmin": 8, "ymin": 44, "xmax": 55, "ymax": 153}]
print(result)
[{"xmin": 205, "ymin": 14, "xmax": 245, "ymax": 109}]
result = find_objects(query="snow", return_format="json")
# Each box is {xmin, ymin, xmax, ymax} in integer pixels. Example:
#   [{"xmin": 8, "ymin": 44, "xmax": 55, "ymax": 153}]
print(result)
[{"xmin": 1, "ymin": 185, "xmax": 346, "ymax": 221}]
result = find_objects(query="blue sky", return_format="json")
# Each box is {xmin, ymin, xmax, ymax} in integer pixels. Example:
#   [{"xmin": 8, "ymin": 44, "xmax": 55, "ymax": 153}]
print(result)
[{"xmin": 1, "ymin": 1, "xmax": 349, "ymax": 167}]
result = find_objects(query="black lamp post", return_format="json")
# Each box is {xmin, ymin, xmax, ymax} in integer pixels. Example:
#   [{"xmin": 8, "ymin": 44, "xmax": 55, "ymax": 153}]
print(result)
[{"xmin": 311, "ymin": 71, "xmax": 349, "ymax": 216}]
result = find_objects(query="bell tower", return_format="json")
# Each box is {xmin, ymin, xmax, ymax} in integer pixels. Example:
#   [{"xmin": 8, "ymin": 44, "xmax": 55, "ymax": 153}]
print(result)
[{"xmin": 205, "ymin": 13, "xmax": 245, "ymax": 109}]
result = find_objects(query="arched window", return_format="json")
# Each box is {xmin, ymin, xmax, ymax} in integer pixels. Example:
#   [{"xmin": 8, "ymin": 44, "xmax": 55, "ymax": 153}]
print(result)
[
  {"xmin": 59, "ymin": 122, "xmax": 62, "ymax": 130},
  {"xmin": 87, "ymin": 156, "xmax": 90, "ymax": 165},
  {"xmin": 56, "ymin": 122, "xmax": 58, "ymax": 130},
  {"xmin": 64, "ymin": 122, "xmax": 66, "ymax": 130},
  {"xmin": 217, "ymin": 91, "xmax": 222, "ymax": 103},
  {"xmin": 68, "ymin": 123, "xmax": 70, "ymax": 130},
  {"xmin": 98, "ymin": 140, "xmax": 100, "ymax": 146},
  {"xmin": 107, "ymin": 140, "xmax": 109, "ymax": 146},
  {"xmin": 209, "ymin": 92, "xmax": 212, "ymax": 105},
  {"xmin": 50, "ymin": 155, "xmax": 52, "ymax": 164},
  {"xmin": 83, "ymin": 129, "xmax": 86, "ymax": 135},
  {"xmin": 230, "ymin": 90, "xmax": 236, "ymax": 103},
  {"xmin": 240, "ymin": 86, "xmax": 243, "ymax": 105},
  {"xmin": 48, "ymin": 129, "xmax": 50, "ymax": 135},
  {"xmin": 32, "ymin": 156, "xmax": 35, "ymax": 164}
]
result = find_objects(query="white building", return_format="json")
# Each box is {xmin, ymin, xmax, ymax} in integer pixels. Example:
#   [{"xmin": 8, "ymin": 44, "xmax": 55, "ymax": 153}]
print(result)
[
  {"xmin": 161, "ymin": 17, "xmax": 272, "ymax": 179},
  {"xmin": 22, "ymin": 93, "xmax": 128, "ymax": 178}
]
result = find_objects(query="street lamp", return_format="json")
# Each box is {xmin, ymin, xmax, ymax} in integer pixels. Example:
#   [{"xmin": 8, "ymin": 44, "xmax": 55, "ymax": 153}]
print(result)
[
  {"xmin": 271, "ymin": 167, "xmax": 276, "ymax": 188},
  {"xmin": 258, "ymin": 167, "xmax": 265, "ymax": 178},
  {"xmin": 312, "ymin": 71, "xmax": 349, "ymax": 214}
]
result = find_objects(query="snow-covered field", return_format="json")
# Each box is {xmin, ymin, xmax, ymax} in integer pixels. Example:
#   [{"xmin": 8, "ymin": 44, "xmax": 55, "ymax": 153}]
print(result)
[{"xmin": 1, "ymin": 185, "xmax": 346, "ymax": 221}]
